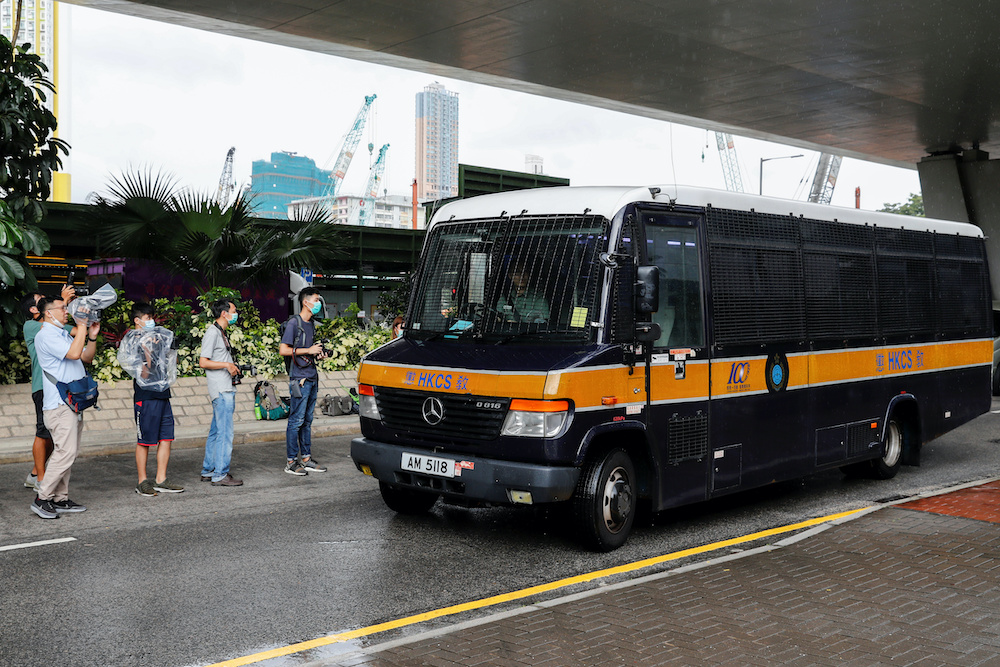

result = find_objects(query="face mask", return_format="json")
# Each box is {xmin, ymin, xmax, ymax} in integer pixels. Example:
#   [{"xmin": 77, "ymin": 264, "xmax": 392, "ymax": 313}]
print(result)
[
  {"xmin": 310, "ymin": 301, "xmax": 322, "ymax": 316},
  {"xmin": 143, "ymin": 319, "xmax": 155, "ymax": 329},
  {"xmin": 228, "ymin": 312, "xmax": 238, "ymax": 325}
]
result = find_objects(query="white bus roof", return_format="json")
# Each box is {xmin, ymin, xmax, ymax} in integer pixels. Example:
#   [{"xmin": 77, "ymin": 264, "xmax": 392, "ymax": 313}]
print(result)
[{"xmin": 429, "ymin": 185, "xmax": 983, "ymax": 238}]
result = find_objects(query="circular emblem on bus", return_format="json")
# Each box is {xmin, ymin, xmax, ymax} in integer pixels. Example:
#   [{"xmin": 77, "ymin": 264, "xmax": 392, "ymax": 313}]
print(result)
[
  {"xmin": 421, "ymin": 397, "xmax": 445, "ymax": 425},
  {"xmin": 765, "ymin": 352, "xmax": 789, "ymax": 393}
]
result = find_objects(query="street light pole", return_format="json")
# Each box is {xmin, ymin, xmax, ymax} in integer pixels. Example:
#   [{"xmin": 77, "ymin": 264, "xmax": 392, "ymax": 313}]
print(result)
[{"xmin": 759, "ymin": 154, "xmax": 804, "ymax": 196}]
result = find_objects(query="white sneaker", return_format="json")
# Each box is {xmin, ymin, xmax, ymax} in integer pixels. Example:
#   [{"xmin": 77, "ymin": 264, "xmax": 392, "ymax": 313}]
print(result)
[{"xmin": 24, "ymin": 473, "xmax": 37, "ymax": 489}]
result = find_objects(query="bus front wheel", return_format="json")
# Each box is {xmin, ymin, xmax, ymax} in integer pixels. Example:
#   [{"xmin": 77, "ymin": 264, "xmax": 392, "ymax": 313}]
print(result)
[
  {"xmin": 379, "ymin": 481, "xmax": 439, "ymax": 515},
  {"xmin": 573, "ymin": 448, "xmax": 636, "ymax": 551}
]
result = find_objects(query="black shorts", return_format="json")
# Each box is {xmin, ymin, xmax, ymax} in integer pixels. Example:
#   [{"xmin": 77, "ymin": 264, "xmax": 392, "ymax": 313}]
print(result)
[
  {"xmin": 32, "ymin": 390, "xmax": 51, "ymax": 440},
  {"xmin": 135, "ymin": 399, "xmax": 175, "ymax": 446}
]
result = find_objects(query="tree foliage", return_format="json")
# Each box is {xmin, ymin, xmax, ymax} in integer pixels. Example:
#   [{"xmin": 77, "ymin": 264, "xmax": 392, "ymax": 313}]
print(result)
[
  {"xmin": 879, "ymin": 193, "xmax": 924, "ymax": 217},
  {"xmin": 0, "ymin": 35, "xmax": 70, "ymax": 337},
  {"xmin": 88, "ymin": 168, "xmax": 347, "ymax": 292}
]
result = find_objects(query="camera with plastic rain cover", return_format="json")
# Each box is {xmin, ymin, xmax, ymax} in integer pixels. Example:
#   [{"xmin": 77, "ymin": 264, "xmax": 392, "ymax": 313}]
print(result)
[{"xmin": 232, "ymin": 363, "xmax": 256, "ymax": 386}]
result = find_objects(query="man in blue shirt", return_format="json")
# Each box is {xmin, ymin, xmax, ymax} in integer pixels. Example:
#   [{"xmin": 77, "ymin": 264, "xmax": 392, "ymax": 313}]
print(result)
[
  {"xmin": 31, "ymin": 296, "xmax": 100, "ymax": 519},
  {"xmin": 279, "ymin": 287, "xmax": 328, "ymax": 476}
]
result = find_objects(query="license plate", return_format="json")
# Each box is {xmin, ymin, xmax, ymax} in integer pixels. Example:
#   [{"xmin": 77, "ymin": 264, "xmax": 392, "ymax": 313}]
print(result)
[{"xmin": 400, "ymin": 452, "xmax": 455, "ymax": 478}]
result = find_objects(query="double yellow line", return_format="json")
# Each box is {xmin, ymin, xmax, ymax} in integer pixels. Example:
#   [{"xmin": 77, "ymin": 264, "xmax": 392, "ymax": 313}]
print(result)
[{"xmin": 211, "ymin": 508, "xmax": 865, "ymax": 666}]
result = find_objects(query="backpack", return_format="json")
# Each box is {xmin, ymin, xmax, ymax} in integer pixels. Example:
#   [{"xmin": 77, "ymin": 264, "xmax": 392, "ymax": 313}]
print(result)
[
  {"xmin": 279, "ymin": 315, "xmax": 308, "ymax": 373},
  {"xmin": 253, "ymin": 381, "xmax": 290, "ymax": 420}
]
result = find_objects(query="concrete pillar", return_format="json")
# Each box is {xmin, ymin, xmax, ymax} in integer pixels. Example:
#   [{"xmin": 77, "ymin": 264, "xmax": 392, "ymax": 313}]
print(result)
[{"xmin": 918, "ymin": 150, "xmax": 1000, "ymax": 309}]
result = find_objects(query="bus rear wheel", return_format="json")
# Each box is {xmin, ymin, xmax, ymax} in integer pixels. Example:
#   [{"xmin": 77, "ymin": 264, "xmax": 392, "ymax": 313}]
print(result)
[
  {"xmin": 573, "ymin": 448, "xmax": 636, "ymax": 551},
  {"xmin": 379, "ymin": 481, "xmax": 439, "ymax": 515},
  {"xmin": 841, "ymin": 418, "xmax": 903, "ymax": 480}
]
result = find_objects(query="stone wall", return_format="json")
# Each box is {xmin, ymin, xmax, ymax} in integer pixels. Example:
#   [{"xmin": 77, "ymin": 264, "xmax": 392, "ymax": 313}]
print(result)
[{"xmin": 0, "ymin": 370, "xmax": 359, "ymax": 440}]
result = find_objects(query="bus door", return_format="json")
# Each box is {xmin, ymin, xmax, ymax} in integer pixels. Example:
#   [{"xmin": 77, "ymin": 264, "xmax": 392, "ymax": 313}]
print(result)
[{"xmin": 640, "ymin": 210, "xmax": 712, "ymax": 510}]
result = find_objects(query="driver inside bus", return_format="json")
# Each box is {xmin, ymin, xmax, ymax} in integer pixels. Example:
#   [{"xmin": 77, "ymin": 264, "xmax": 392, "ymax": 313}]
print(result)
[{"xmin": 502, "ymin": 254, "xmax": 550, "ymax": 324}]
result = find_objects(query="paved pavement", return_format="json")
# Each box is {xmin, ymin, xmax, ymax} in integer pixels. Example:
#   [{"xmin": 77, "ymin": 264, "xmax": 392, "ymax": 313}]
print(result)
[{"xmin": 313, "ymin": 480, "xmax": 1000, "ymax": 667}]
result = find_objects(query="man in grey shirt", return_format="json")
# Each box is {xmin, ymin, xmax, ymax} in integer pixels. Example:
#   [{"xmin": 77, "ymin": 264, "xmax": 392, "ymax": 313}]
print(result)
[{"xmin": 198, "ymin": 299, "xmax": 243, "ymax": 486}]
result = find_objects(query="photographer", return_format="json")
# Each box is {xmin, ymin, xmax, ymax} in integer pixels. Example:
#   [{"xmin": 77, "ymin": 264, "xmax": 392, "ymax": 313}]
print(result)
[
  {"xmin": 279, "ymin": 287, "xmax": 327, "ymax": 476},
  {"xmin": 197, "ymin": 299, "xmax": 243, "ymax": 487}
]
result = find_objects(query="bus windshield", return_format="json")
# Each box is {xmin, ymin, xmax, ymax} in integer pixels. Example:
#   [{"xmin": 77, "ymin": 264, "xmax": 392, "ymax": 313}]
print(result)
[{"xmin": 407, "ymin": 214, "xmax": 610, "ymax": 343}]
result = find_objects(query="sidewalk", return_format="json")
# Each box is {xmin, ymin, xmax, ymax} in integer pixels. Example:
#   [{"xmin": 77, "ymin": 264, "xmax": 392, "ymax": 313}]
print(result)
[
  {"xmin": 0, "ymin": 413, "xmax": 361, "ymax": 466},
  {"xmin": 324, "ymin": 480, "xmax": 1000, "ymax": 666}
]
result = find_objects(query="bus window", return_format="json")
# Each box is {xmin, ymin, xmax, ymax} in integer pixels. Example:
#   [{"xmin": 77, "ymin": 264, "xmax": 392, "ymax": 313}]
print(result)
[{"xmin": 645, "ymin": 222, "xmax": 705, "ymax": 348}]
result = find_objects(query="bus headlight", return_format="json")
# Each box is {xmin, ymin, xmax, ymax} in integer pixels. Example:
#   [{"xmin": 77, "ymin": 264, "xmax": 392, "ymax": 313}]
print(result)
[
  {"xmin": 358, "ymin": 384, "xmax": 380, "ymax": 420},
  {"xmin": 501, "ymin": 399, "xmax": 571, "ymax": 438}
]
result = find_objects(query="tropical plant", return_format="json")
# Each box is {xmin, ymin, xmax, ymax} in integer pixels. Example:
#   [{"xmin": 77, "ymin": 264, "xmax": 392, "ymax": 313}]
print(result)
[
  {"xmin": 88, "ymin": 169, "xmax": 346, "ymax": 293},
  {"xmin": 879, "ymin": 193, "xmax": 924, "ymax": 217},
  {"xmin": 0, "ymin": 34, "xmax": 70, "ymax": 337}
]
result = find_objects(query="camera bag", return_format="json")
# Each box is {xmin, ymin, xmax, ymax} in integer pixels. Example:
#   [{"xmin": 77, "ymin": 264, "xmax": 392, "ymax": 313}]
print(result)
[{"xmin": 44, "ymin": 371, "xmax": 100, "ymax": 413}]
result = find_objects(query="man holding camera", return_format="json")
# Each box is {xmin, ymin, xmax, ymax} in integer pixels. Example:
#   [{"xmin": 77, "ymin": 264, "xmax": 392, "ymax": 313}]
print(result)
[
  {"xmin": 198, "ymin": 299, "xmax": 243, "ymax": 487},
  {"xmin": 279, "ymin": 287, "xmax": 328, "ymax": 476}
]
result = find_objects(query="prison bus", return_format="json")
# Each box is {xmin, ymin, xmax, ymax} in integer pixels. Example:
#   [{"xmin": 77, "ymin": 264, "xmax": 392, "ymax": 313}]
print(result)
[{"xmin": 350, "ymin": 185, "xmax": 993, "ymax": 551}]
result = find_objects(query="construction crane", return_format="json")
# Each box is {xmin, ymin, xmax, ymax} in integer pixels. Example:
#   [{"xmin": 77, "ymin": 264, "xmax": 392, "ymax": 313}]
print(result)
[
  {"xmin": 216, "ymin": 147, "xmax": 236, "ymax": 204},
  {"xmin": 356, "ymin": 143, "xmax": 389, "ymax": 227},
  {"xmin": 320, "ymin": 94, "xmax": 377, "ymax": 212},
  {"xmin": 807, "ymin": 153, "xmax": 843, "ymax": 204},
  {"xmin": 715, "ymin": 132, "xmax": 746, "ymax": 193}
]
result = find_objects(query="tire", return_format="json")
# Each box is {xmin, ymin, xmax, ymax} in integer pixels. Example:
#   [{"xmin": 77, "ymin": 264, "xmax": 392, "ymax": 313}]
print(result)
[
  {"xmin": 573, "ymin": 448, "xmax": 636, "ymax": 551},
  {"xmin": 379, "ymin": 481, "xmax": 439, "ymax": 515},
  {"xmin": 869, "ymin": 418, "xmax": 903, "ymax": 479},
  {"xmin": 992, "ymin": 363, "xmax": 1000, "ymax": 396}
]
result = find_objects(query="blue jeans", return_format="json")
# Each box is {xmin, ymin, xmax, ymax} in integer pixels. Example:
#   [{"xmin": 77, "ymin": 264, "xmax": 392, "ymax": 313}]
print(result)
[
  {"xmin": 203, "ymin": 391, "xmax": 235, "ymax": 482},
  {"xmin": 286, "ymin": 378, "xmax": 318, "ymax": 461}
]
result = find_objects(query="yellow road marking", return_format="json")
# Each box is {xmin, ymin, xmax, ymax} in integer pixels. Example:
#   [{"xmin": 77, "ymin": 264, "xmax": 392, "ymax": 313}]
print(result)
[{"xmin": 210, "ymin": 507, "xmax": 866, "ymax": 666}]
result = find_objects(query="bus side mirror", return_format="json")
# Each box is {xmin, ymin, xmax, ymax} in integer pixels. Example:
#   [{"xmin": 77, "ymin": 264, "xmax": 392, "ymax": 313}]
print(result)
[{"xmin": 635, "ymin": 265, "xmax": 660, "ymax": 314}]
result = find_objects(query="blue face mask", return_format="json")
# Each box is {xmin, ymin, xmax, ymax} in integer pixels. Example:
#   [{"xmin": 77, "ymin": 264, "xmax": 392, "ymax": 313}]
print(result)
[
  {"xmin": 143, "ymin": 319, "xmax": 155, "ymax": 329},
  {"xmin": 310, "ymin": 301, "xmax": 322, "ymax": 316},
  {"xmin": 229, "ymin": 312, "xmax": 238, "ymax": 325}
]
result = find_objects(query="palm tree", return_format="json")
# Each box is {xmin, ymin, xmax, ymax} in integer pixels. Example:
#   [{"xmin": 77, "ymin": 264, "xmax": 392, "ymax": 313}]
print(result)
[{"xmin": 88, "ymin": 168, "xmax": 345, "ymax": 293}]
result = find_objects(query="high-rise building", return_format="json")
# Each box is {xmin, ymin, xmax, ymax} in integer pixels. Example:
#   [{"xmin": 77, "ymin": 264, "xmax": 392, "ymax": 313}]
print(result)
[
  {"xmin": 1, "ymin": 0, "xmax": 70, "ymax": 201},
  {"xmin": 249, "ymin": 151, "xmax": 333, "ymax": 219},
  {"xmin": 415, "ymin": 82, "xmax": 459, "ymax": 200}
]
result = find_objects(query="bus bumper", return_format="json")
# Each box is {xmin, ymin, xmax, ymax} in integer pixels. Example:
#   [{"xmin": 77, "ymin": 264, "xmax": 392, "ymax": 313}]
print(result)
[{"xmin": 351, "ymin": 437, "xmax": 581, "ymax": 505}]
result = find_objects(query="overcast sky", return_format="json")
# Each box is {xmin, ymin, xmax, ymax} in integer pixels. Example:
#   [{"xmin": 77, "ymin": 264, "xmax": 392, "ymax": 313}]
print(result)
[{"xmin": 62, "ymin": 4, "xmax": 921, "ymax": 212}]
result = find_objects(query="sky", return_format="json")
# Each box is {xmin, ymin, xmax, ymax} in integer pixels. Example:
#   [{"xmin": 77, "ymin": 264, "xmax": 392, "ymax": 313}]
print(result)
[{"xmin": 61, "ymin": 4, "xmax": 921, "ymax": 212}]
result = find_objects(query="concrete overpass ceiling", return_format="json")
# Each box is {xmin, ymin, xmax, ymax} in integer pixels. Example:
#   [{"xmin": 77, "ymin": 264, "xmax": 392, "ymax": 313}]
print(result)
[{"xmin": 69, "ymin": 0, "xmax": 1000, "ymax": 168}]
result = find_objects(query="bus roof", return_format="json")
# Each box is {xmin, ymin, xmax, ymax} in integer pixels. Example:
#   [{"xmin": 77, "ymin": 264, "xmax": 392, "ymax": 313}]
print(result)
[{"xmin": 429, "ymin": 185, "xmax": 983, "ymax": 238}]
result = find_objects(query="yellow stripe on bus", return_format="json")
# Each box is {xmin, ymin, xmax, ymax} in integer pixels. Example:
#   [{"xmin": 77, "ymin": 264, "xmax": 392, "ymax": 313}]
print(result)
[
  {"xmin": 206, "ymin": 507, "xmax": 867, "ymax": 667},
  {"xmin": 360, "ymin": 339, "xmax": 992, "ymax": 410}
]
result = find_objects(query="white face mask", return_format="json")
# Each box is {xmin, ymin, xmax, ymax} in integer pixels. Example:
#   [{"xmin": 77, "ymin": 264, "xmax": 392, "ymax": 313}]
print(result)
[{"xmin": 143, "ymin": 319, "xmax": 155, "ymax": 329}]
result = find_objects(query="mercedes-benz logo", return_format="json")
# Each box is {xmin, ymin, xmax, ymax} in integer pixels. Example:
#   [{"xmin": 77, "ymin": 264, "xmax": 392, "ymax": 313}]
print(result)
[{"xmin": 421, "ymin": 397, "xmax": 445, "ymax": 425}]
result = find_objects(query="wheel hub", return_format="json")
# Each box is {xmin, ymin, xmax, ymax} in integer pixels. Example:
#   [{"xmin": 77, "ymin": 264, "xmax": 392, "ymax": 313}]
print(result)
[{"xmin": 602, "ymin": 467, "xmax": 633, "ymax": 532}]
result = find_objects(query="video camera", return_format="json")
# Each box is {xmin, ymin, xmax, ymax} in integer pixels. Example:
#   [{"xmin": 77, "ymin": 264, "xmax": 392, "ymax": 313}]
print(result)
[
  {"xmin": 233, "ymin": 363, "xmax": 256, "ymax": 386},
  {"xmin": 67, "ymin": 270, "xmax": 89, "ymax": 296}
]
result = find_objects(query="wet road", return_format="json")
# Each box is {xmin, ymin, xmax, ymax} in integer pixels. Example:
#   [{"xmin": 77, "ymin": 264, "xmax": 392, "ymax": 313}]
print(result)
[{"xmin": 2, "ymin": 401, "xmax": 1000, "ymax": 667}]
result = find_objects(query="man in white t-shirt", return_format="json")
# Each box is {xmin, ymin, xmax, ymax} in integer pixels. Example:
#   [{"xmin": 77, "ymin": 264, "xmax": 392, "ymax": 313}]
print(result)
[{"xmin": 31, "ymin": 296, "xmax": 100, "ymax": 519}]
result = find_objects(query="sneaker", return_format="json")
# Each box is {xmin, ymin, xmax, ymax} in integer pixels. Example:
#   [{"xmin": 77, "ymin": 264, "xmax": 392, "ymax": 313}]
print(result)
[
  {"xmin": 211, "ymin": 474, "xmax": 243, "ymax": 487},
  {"xmin": 200, "ymin": 475, "xmax": 212, "ymax": 482},
  {"xmin": 301, "ymin": 458, "xmax": 327, "ymax": 473},
  {"xmin": 25, "ymin": 472, "xmax": 37, "ymax": 489},
  {"xmin": 30, "ymin": 496, "xmax": 59, "ymax": 519},
  {"xmin": 284, "ymin": 460, "xmax": 308, "ymax": 476},
  {"xmin": 52, "ymin": 499, "xmax": 87, "ymax": 513},
  {"xmin": 153, "ymin": 478, "xmax": 185, "ymax": 493},
  {"xmin": 136, "ymin": 479, "xmax": 158, "ymax": 497}
]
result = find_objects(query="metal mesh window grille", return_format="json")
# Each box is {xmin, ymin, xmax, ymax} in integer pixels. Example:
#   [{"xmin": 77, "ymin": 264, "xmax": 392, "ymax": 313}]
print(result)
[
  {"xmin": 408, "ymin": 215, "xmax": 610, "ymax": 341},
  {"xmin": 667, "ymin": 412, "xmax": 708, "ymax": 464},
  {"xmin": 707, "ymin": 208, "xmax": 990, "ymax": 347}
]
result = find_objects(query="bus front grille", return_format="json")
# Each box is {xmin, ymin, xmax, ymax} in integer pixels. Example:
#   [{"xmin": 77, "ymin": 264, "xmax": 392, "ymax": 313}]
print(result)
[{"xmin": 375, "ymin": 387, "xmax": 510, "ymax": 442}]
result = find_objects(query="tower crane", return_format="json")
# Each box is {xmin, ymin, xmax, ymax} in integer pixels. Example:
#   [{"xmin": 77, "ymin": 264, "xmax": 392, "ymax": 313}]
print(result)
[
  {"xmin": 714, "ymin": 132, "xmax": 746, "ymax": 193},
  {"xmin": 320, "ymin": 94, "xmax": 376, "ymax": 212},
  {"xmin": 356, "ymin": 143, "xmax": 389, "ymax": 227},
  {"xmin": 807, "ymin": 153, "xmax": 843, "ymax": 205},
  {"xmin": 216, "ymin": 147, "xmax": 236, "ymax": 204}
]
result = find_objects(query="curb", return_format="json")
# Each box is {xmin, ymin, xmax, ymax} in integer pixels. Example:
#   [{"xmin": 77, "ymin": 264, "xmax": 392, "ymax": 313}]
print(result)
[{"xmin": 0, "ymin": 416, "xmax": 361, "ymax": 465}]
